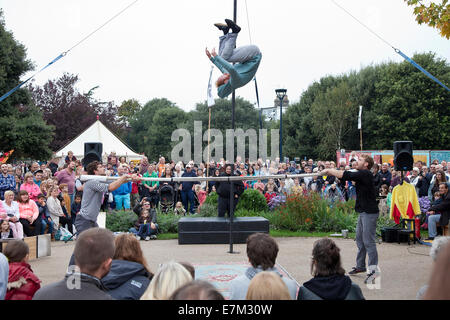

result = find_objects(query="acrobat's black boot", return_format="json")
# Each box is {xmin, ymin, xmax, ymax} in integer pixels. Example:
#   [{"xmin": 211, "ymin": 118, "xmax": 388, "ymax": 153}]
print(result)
[
  {"xmin": 214, "ymin": 23, "xmax": 229, "ymax": 35},
  {"xmin": 225, "ymin": 19, "xmax": 241, "ymax": 34}
]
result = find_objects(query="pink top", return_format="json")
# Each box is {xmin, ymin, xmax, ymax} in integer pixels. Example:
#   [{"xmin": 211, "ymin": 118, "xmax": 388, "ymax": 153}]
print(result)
[
  {"xmin": 197, "ymin": 190, "xmax": 207, "ymax": 206},
  {"xmin": 18, "ymin": 200, "xmax": 39, "ymax": 222},
  {"xmin": 20, "ymin": 183, "xmax": 41, "ymax": 202},
  {"xmin": 56, "ymin": 169, "xmax": 76, "ymax": 194}
]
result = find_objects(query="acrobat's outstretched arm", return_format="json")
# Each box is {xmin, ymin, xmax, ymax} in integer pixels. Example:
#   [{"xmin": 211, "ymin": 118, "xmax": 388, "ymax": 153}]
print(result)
[{"xmin": 206, "ymin": 47, "xmax": 238, "ymax": 79}]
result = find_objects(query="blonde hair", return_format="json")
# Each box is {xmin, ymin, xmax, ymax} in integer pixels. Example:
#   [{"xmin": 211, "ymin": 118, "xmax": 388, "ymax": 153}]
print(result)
[
  {"xmin": 140, "ymin": 261, "xmax": 192, "ymax": 300},
  {"xmin": 4, "ymin": 190, "xmax": 15, "ymax": 199},
  {"xmin": 245, "ymin": 271, "xmax": 291, "ymax": 300},
  {"xmin": 24, "ymin": 172, "xmax": 34, "ymax": 182}
]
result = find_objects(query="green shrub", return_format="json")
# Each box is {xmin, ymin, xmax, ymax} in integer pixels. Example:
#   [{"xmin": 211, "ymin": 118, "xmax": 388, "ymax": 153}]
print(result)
[
  {"xmin": 236, "ymin": 189, "xmax": 268, "ymax": 212},
  {"xmin": 106, "ymin": 211, "xmax": 137, "ymax": 232},
  {"xmin": 157, "ymin": 214, "xmax": 181, "ymax": 233},
  {"xmin": 198, "ymin": 203, "xmax": 218, "ymax": 217},
  {"xmin": 204, "ymin": 192, "xmax": 218, "ymax": 207}
]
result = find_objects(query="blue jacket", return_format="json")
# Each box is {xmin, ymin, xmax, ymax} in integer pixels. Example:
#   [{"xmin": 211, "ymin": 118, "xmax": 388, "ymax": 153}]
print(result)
[
  {"xmin": 211, "ymin": 53, "xmax": 262, "ymax": 98},
  {"xmin": 102, "ymin": 260, "xmax": 152, "ymax": 300},
  {"xmin": 112, "ymin": 179, "xmax": 132, "ymax": 196},
  {"xmin": 180, "ymin": 171, "xmax": 199, "ymax": 192}
]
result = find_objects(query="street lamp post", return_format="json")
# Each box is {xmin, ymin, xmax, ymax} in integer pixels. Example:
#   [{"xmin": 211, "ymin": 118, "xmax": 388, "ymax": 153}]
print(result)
[{"xmin": 275, "ymin": 89, "xmax": 287, "ymax": 161}]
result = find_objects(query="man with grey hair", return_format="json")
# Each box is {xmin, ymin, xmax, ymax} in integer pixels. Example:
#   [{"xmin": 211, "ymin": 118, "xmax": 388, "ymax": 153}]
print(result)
[{"xmin": 416, "ymin": 236, "xmax": 450, "ymax": 299}]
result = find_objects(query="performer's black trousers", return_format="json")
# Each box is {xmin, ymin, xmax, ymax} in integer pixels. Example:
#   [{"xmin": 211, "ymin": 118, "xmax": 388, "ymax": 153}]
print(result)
[{"xmin": 218, "ymin": 196, "xmax": 238, "ymax": 218}]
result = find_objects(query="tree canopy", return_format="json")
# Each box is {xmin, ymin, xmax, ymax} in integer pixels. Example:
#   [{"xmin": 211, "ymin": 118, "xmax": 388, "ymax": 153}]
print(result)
[
  {"xmin": 0, "ymin": 10, "xmax": 54, "ymax": 160},
  {"xmin": 405, "ymin": 0, "xmax": 450, "ymax": 39}
]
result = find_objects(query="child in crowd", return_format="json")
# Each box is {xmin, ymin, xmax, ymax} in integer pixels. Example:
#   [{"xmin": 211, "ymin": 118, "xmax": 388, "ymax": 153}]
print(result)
[
  {"xmin": 174, "ymin": 202, "xmax": 186, "ymax": 216},
  {"xmin": 422, "ymin": 192, "xmax": 442, "ymax": 229},
  {"xmin": 0, "ymin": 219, "xmax": 14, "ymax": 239},
  {"xmin": 195, "ymin": 185, "xmax": 207, "ymax": 210},
  {"xmin": 253, "ymin": 179, "xmax": 265, "ymax": 195},
  {"xmin": 378, "ymin": 185, "xmax": 390, "ymax": 217},
  {"xmin": 264, "ymin": 184, "xmax": 277, "ymax": 205},
  {"xmin": 58, "ymin": 196, "xmax": 73, "ymax": 235},
  {"xmin": 291, "ymin": 178, "xmax": 303, "ymax": 195},
  {"xmin": 133, "ymin": 209, "xmax": 158, "ymax": 241},
  {"xmin": 70, "ymin": 194, "xmax": 82, "ymax": 227},
  {"xmin": 3, "ymin": 240, "xmax": 41, "ymax": 300},
  {"xmin": 59, "ymin": 184, "xmax": 71, "ymax": 217},
  {"xmin": 36, "ymin": 194, "xmax": 54, "ymax": 238}
]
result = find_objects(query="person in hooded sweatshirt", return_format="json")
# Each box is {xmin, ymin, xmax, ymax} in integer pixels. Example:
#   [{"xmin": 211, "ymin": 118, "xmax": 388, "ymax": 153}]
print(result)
[
  {"xmin": 102, "ymin": 233, "xmax": 153, "ymax": 300},
  {"xmin": 298, "ymin": 238, "xmax": 365, "ymax": 300}
]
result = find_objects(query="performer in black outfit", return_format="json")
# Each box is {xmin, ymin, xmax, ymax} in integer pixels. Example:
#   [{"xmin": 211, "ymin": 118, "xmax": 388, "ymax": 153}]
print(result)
[
  {"xmin": 215, "ymin": 165, "xmax": 245, "ymax": 217},
  {"xmin": 321, "ymin": 154, "xmax": 380, "ymax": 284}
]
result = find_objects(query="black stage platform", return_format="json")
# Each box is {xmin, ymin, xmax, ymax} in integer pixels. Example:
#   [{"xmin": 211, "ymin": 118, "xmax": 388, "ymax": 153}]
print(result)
[{"xmin": 178, "ymin": 217, "xmax": 269, "ymax": 244}]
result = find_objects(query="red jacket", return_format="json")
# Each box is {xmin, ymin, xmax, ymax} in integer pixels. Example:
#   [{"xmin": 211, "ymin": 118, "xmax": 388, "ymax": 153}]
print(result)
[{"xmin": 6, "ymin": 262, "xmax": 41, "ymax": 300}]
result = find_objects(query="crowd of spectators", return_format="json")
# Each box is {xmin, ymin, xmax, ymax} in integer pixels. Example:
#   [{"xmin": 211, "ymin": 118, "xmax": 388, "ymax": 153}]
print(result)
[{"xmin": 1, "ymin": 152, "xmax": 449, "ymax": 242}]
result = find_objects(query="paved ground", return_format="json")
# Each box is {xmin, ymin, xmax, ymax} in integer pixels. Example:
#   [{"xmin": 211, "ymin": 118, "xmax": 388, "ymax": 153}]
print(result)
[{"xmin": 29, "ymin": 236, "xmax": 432, "ymax": 300}]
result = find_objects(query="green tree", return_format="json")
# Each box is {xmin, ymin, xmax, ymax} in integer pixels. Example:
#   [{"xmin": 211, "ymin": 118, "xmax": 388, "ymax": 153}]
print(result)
[
  {"xmin": 405, "ymin": 0, "xmax": 450, "ymax": 39},
  {"xmin": 127, "ymin": 98, "xmax": 188, "ymax": 161},
  {"xmin": 0, "ymin": 10, "xmax": 53, "ymax": 160},
  {"xmin": 310, "ymin": 81, "xmax": 358, "ymax": 159},
  {"xmin": 118, "ymin": 98, "xmax": 142, "ymax": 125}
]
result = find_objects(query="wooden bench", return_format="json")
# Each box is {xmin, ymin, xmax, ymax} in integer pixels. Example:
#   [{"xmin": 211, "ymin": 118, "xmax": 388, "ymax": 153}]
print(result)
[{"xmin": 0, "ymin": 234, "xmax": 51, "ymax": 260}]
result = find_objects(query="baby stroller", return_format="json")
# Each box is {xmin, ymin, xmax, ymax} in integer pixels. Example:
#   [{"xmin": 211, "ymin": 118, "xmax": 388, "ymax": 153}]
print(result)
[{"xmin": 159, "ymin": 184, "xmax": 175, "ymax": 213}]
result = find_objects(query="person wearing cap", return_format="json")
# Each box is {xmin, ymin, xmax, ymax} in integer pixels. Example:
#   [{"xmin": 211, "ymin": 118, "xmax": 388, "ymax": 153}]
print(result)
[{"xmin": 180, "ymin": 164, "xmax": 199, "ymax": 214}]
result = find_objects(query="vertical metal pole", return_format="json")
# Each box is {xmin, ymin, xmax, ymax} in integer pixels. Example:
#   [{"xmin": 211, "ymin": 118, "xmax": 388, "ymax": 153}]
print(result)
[
  {"xmin": 229, "ymin": 0, "xmax": 237, "ymax": 254},
  {"xmin": 279, "ymin": 98, "xmax": 283, "ymax": 161}
]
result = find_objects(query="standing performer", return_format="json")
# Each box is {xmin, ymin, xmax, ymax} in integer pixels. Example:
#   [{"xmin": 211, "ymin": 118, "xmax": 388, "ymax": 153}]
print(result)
[
  {"xmin": 321, "ymin": 154, "xmax": 380, "ymax": 283},
  {"xmin": 205, "ymin": 19, "xmax": 262, "ymax": 99},
  {"xmin": 75, "ymin": 161, "xmax": 138, "ymax": 235},
  {"xmin": 216, "ymin": 165, "xmax": 245, "ymax": 218}
]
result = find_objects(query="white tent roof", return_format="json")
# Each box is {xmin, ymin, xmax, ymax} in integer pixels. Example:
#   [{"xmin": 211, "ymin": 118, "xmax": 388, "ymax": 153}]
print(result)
[{"xmin": 55, "ymin": 120, "xmax": 143, "ymax": 161}]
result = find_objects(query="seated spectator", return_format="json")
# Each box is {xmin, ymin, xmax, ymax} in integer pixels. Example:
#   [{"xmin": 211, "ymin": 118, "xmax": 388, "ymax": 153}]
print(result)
[
  {"xmin": 416, "ymin": 236, "xmax": 450, "ymax": 299},
  {"xmin": 423, "ymin": 238, "xmax": 450, "ymax": 300},
  {"xmin": 17, "ymin": 190, "xmax": 41, "ymax": 237},
  {"xmin": 174, "ymin": 202, "xmax": 186, "ymax": 216},
  {"xmin": 3, "ymin": 240, "xmax": 41, "ymax": 300},
  {"xmin": 131, "ymin": 209, "xmax": 158, "ymax": 241},
  {"xmin": 426, "ymin": 182, "xmax": 450, "ymax": 240},
  {"xmin": 325, "ymin": 183, "xmax": 343, "ymax": 205},
  {"xmin": 170, "ymin": 280, "xmax": 224, "ymax": 300},
  {"xmin": 308, "ymin": 173, "xmax": 323, "ymax": 193},
  {"xmin": 102, "ymin": 233, "xmax": 153, "ymax": 300},
  {"xmin": 297, "ymin": 238, "xmax": 365, "ymax": 300},
  {"xmin": 0, "ymin": 219, "xmax": 14, "ymax": 239},
  {"xmin": 20, "ymin": 172, "xmax": 41, "ymax": 202},
  {"xmin": 46, "ymin": 187, "xmax": 65, "ymax": 234},
  {"xmin": 33, "ymin": 228, "xmax": 115, "ymax": 300},
  {"xmin": 264, "ymin": 178, "xmax": 278, "ymax": 193},
  {"xmin": 246, "ymin": 271, "xmax": 291, "ymax": 300},
  {"xmin": 179, "ymin": 261, "xmax": 195, "ymax": 279},
  {"xmin": 33, "ymin": 170, "xmax": 43, "ymax": 187},
  {"xmin": 36, "ymin": 194, "xmax": 54, "ymax": 238},
  {"xmin": 230, "ymin": 233, "xmax": 297, "ymax": 300},
  {"xmin": 1, "ymin": 191, "xmax": 21, "ymax": 239},
  {"xmin": 140, "ymin": 261, "xmax": 193, "ymax": 300}
]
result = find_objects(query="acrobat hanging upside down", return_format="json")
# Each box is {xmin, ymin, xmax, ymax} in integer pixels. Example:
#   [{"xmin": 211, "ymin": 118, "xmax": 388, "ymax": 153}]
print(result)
[{"xmin": 206, "ymin": 19, "xmax": 262, "ymax": 99}]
